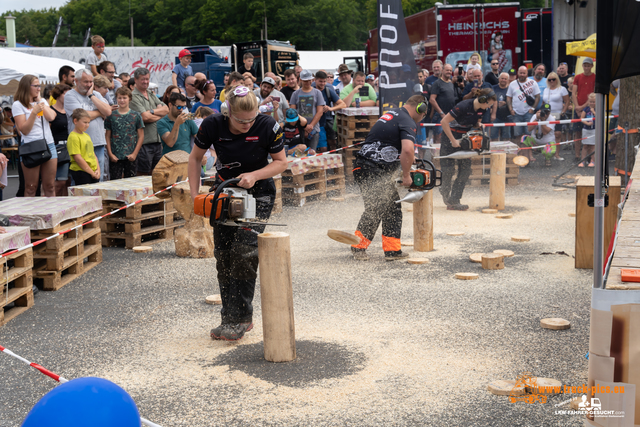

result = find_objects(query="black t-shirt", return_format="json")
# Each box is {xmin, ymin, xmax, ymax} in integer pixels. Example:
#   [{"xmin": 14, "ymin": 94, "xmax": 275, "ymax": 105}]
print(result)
[
  {"xmin": 485, "ymin": 72, "xmax": 500, "ymax": 86},
  {"xmin": 283, "ymin": 121, "xmax": 305, "ymax": 147},
  {"xmin": 238, "ymin": 64, "xmax": 256, "ymax": 78},
  {"xmin": 559, "ymin": 74, "xmax": 570, "ymax": 89},
  {"xmin": 281, "ymin": 86, "xmax": 296, "ymax": 102},
  {"xmin": 357, "ymin": 107, "xmax": 416, "ymax": 166},
  {"xmin": 493, "ymin": 84, "xmax": 510, "ymax": 121},
  {"xmin": 194, "ymin": 113, "xmax": 284, "ymax": 181},
  {"xmin": 448, "ymin": 99, "xmax": 487, "ymax": 133},
  {"xmin": 430, "ymin": 78, "xmax": 457, "ymax": 116},
  {"xmin": 50, "ymin": 107, "xmax": 69, "ymax": 143}
]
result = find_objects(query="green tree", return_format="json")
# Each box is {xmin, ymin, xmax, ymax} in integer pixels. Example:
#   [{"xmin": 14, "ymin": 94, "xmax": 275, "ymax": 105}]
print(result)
[{"xmin": 108, "ymin": 34, "xmax": 146, "ymax": 46}]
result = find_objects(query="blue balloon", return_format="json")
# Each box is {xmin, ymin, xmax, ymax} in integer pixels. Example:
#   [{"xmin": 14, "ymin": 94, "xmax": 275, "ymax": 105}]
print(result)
[{"xmin": 22, "ymin": 377, "xmax": 141, "ymax": 427}]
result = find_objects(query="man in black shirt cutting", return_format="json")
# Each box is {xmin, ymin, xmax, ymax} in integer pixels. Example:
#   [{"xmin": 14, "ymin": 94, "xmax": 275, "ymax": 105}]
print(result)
[
  {"xmin": 351, "ymin": 95, "xmax": 427, "ymax": 261},
  {"xmin": 189, "ymin": 85, "xmax": 287, "ymax": 341}
]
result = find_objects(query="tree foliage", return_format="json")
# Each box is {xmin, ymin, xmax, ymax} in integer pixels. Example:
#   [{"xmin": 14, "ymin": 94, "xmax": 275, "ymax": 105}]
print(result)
[{"xmin": 4, "ymin": 0, "xmax": 544, "ymax": 49}]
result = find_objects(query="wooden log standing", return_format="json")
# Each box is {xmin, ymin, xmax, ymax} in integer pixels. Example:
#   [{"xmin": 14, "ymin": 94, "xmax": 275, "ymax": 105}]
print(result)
[
  {"xmin": 413, "ymin": 190, "xmax": 433, "ymax": 252},
  {"xmin": 152, "ymin": 150, "xmax": 190, "ymax": 199},
  {"xmin": 258, "ymin": 232, "xmax": 296, "ymax": 362},
  {"xmin": 171, "ymin": 183, "xmax": 214, "ymax": 258},
  {"xmin": 489, "ymin": 153, "xmax": 506, "ymax": 210},
  {"xmin": 481, "ymin": 253, "xmax": 504, "ymax": 270}
]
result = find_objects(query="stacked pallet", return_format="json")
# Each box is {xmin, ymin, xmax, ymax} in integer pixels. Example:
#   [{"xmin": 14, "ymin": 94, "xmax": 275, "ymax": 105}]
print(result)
[
  {"xmin": 468, "ymin": 154, "xmax": 520, "ymax": 187},
  {"xmin": 1, "ymin": 246, "xmax": 34, "ymax": 325},
  {"xmin": 336, "ymin": 114, "xmax": 378, "ymax": 147},
  {"xmin": 101, "ymin": 197, "xmax": 184, "ymax": 249},
  {"xmin": 281, "ymin": 167, "xmax": 346, "ymax": 207},
  {"xmin": 32, "ymin": 211, "xmax": 103, "ymax": 291},
  {"xmin": 342, "ymin": 147, "xmax": 361, "ymax": 183}
]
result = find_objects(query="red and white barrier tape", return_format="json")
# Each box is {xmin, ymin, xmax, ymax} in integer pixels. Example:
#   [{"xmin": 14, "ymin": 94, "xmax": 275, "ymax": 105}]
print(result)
[
  {"xmin": 0, "ymin": 344, "xmax": 162, "ymax": 427},
  {"xmin": 413, "ymin": 136, "xmax": 589, "ymax": 151},
  {"xmin": 419, "ymin": 115, "xmax": 618, "ymax": 128}
]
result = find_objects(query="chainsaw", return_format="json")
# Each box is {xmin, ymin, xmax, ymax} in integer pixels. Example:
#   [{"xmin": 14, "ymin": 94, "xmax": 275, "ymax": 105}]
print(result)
[
  {"xmin": 460, "ymin": 130, "xmax": 491, "ymax": 153},
  {"xmin": 194, "ymin": 178, "xmax": 285, "ymax": 227},
  {"xmin": 396, "ymin": 159, "xmax": 442, "ymax": 203}
]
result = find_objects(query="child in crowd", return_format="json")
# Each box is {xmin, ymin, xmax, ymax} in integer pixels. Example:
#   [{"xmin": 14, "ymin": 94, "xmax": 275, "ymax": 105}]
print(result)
[
  {"xmin": 172, "ymin": 49, "xmax": 193, "ymax": 91},
  {"xmin": 580, "ymin": 93, "xmax": 597, "ymax": 167},
  {"xmin": 105, "ymin": 87, "xmax": 145, "ymax": 179},
  {"xmin": 93, "ymin": 75, "xmax": 112, "ymax": 104},
  {"xmin": 238, "ymin": 52, "xmax": 257, "ymax": 83},
  {"xmin": 68, "ymin": 109, "xmax": 100, "ymax": 185},
  {"xmin": 192, "ymin": 106, "xmax": 217, "ymax": 177},
  {"xmin": 86, "ymin": 35, "xmax": 108, "ymax": 77},
  {"xmin": 467, "ymin": 52, "xmax": 482, "ymax": 73},
  {"xmin": 282, "ymin": 108, "xmax": 316, "ymax": 156}
]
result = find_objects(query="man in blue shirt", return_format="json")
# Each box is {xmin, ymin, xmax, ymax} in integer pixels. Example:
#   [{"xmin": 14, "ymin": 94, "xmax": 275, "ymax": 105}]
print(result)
[
  {"xmin": 157, "ymin": 92, "xmax": 199, "ymax": 155},
  {"xmin": 314, "ymin": 70, "xmax": 345, "ymax": 151},
  {"xmin": 528, "ymin": 63, "xmax": 547, "ymax": 109}
]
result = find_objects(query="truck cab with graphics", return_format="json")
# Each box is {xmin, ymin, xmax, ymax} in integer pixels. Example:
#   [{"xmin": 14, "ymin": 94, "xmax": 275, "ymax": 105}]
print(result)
[{"xmin": 232, "ymin": 40, "xmax": 299, "ymax": 82}]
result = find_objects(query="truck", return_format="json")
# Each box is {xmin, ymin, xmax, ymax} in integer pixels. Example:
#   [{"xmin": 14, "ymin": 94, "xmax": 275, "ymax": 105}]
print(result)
[
  {"xmin": 231, "ymin": 40, "xmax": 299, "ymax": 81},
  {"xmin": 366, "ymin": 2, "xmax": 523, "ymax": 77},
  {"xmin": 521, "ymin": 8, "xmax": 553, "ymax": 73}
]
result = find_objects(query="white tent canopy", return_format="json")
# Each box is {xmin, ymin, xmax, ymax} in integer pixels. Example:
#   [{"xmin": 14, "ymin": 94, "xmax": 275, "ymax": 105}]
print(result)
[{"xmin": 0, "ymin": 48, "xmax": 85, "ymax": 86}]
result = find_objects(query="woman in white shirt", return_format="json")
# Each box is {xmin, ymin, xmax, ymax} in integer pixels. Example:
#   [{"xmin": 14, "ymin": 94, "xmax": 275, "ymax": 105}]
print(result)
[
  {"xmin": 12, "ymin": 75, "xmax": 58, "ymax": 197},
  {"xmin": 542, "ymin": 72, "xmax": 569, "ymax": 161}
]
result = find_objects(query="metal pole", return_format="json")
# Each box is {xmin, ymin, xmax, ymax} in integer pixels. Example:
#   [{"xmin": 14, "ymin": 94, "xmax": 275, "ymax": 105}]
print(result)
[
  {"xmin": 625, "ymin": 122, "xmax": 630, "ymax": 189},
  {"xmin": 593, "ymin": 93, "xmax": 606, "ymax": 289}
]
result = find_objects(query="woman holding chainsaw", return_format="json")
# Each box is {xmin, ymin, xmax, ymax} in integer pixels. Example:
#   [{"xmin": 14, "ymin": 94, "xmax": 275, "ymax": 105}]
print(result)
[
  {"xmin": 188, "ymin": 85, "xmax": 287, "ymax": 341},
  {"xmin": 439, "ymin": 88, "xmax": 496, "ymax": 211}
]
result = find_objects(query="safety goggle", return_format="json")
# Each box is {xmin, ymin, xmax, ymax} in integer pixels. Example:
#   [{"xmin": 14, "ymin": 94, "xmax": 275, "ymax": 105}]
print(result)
[{"xmin": 231, "ymin": 114, "xmax": 257, "ymax": 124}]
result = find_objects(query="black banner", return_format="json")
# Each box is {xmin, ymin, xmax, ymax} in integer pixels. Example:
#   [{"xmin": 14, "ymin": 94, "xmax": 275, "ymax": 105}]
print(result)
[
  {"xmin": 595, "ymin": 0, "xmax": 640, "ymax": 93},
  {"xmin": 377, "ymin": 0, "xmax": 419, "ymax": 113}
]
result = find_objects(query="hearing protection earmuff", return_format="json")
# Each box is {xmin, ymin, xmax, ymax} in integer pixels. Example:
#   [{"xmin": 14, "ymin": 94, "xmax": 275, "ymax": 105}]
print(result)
[
  {"xmin": 416, "ymin": 102, "xmax": 427, "ymax": 115},
  {"xmin": 221, "ymin": 86, "xmax": 251, "ymax": 117},
  {"xmin": 477, "ymin": 90, "xmax": 495, "ymax": 104}
]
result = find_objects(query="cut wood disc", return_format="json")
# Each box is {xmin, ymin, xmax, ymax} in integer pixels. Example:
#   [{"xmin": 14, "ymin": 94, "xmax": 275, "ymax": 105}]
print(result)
[
  {"xmin": 329, "ymin": 197, "xmax": 345, "ymax": 202},
  {"xmin": 540, "ymin": 318, "xmax": 571, "ymax": 330},
  {"xmin": 493, "ymin": 249, "xmax": 514, "ymax": 258},
  {"xmin": 132, "ymin": 246, "xmax": 153, "ymax": 253},
  {"xmin": 513, "ymin": 155, "xmax": 530, "ymax": 167},
  {"xmin": 487, "ymin": 380, "xmax": 525, "ymax": 396},
  {"xmin": 511, "ymin": 236, "xmax": 530, "ymax": 242},
  {"xmin": 407, "ymin": 257, "xmax": 429, "ymax": 265},
  {"xmin": 469, "ymin": 253, "xmax": 483, "ymax": 263},
  {"xmin": 447, "ymin": 231, "xmax": 465, "ymax": 236},
  {"xmin": 327, "ymin": 229, "xmax": 360, "ymax": 246},
  {"xmin": 570, "ymin": 397, "xmax": 581, "ymax": 410},
  {"xmin": 455, "ymin": 272, "xmax": 479, "ymax": 280},
  {"xmin": 525, "ymin": 378, "xmax": 562, "ymax": 395},
  {"xmin": 495, "ymin": 214, "xmax": 513, "ymax": 219},
  {"xmin": 568, "ymin": 212, "xmax": 576, "ymax": 217},
  {"xmin": 205, "ymin": 294, "xmax": 222, "ymax": 305},
  {"xmin": 401, "ymin": 241, "xmax": 414, "ymax": 247},
  {"xmin": 482, "ymin": 208, "xmax": 498, "ymax": 214},
  {"xmin": 554, "ymin": 188, "xmax": 567, "ymax": 192}
]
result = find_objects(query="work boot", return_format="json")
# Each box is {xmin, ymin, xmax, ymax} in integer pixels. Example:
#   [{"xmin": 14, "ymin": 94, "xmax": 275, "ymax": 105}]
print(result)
[
  {"xmin": 212, "ymin": 322, "xmax": 254, "ymax": 341},
  {"xmin": 384, "ymin": 250, "xmax": 410, "ymax": 261},
  {"xmin": 447, "ymin": 204, "xmax": 469, "ymax": 211},
  {"xmin": 352, "ymin": 248, "xmax": 370, "ymax": 261}
]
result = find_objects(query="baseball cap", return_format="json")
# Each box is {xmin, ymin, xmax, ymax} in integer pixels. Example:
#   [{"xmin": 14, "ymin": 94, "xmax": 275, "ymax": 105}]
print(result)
[
  {"xmin": 540, "ymin": 103, "xmax": 551, "ymax": 113},
  {"xmin": 366, "ymin": 74, "xmax": 375, "ymax": 81},
  {"xmin": 583, "ymin": 57, "xmax": 594, "ymax": 65},
  {"xmin": 179, "ymin": 49, "xmax": 192, "ymax": 59},
  {"xmin": 262, "ymin": 76, "xmax": 275, "ymax": 86},
  {"xmin": 285, "ymin": 108, "xmax": 299, "ymax": 123},
  {"xmin": 338, "ymin": 64, "xmax": 351, "ymax": 75},
  {"xmin": 299, "ymin": 70, "xmax": 313, "ymax": 81},
  {"xmin": 508, "ymin": 68, "xmax": 517, "ymax": 76}
]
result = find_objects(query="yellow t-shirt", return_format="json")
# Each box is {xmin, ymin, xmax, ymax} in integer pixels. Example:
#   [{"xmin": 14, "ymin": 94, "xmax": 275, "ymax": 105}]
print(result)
[
  {"xmin": 68, "ymin": 131, "xmax": 98, "ymax": 172},
  {"xmin": 219, "ymin": 89, "xmax": 226, "ymax": 102}
]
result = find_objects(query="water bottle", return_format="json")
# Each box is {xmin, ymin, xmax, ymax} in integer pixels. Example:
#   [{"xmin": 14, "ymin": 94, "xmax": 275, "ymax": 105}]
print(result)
[{"xmin": 355, "ymin": 97, "xmax": 361, "ymax": 108}]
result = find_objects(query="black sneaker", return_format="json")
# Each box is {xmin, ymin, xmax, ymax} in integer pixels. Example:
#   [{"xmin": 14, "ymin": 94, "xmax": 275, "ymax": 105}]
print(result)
[
  {"xmin": 447, "ymin": 204, "xmax": 469, "ymax": 211},
  {"xmin": 384, "ymin": 251, "xmax": 410, "ymax": 261},
  {"xmin": 212, "ymin": 322, "xmax": 254, "ymax": 341}
]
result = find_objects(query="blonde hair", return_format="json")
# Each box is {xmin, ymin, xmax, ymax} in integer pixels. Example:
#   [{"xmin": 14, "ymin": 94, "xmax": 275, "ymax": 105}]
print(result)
[
  {"xmin": 93, "ymin": 75, "xmax": 110, "ymax": 89},
  {"xmin": 227, "ymin": 85, "xmax": 258, "ymax": 114},
  {"xmin": 195, "ymin": 106, "xmax": 214, "ymax": 119},
  {"xmin": 14, "ymin": 75, "xmax": 39, "ymax": 109},
  {"xmin": 546, "ymin": 72, "xmax": 559, "ymax": 85},
  {"xmin": 588, "ymin": 93, "xmax": 596, "ymax": 101},
  {"xmin": 468, "ymin": 52, "xmax": 482, "ymax": 66},
  {"xmin": 91, "ymin": 35, "xmax": 105, "ymax": 46}
]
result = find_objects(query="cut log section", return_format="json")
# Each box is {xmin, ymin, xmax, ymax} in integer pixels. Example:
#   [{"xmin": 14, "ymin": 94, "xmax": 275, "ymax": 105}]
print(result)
[
  {"xmin": 482, "ymin": 209, "xmax": 498, "ymax": 214},
  {"xmin": 554, "ymin": 188, "xmax": 567, "ymax": 192},
  {"xmin": 495, "ymin": 214, "xmax": 513, "ymax": 219},
  {"xmin": 455, "ymin": 272, "xmax": 479, "ymax": 280},
  {"xmin": 487, "ymin": 380, "xmax": 525, "ymax": 396},
  {"xmin": 132, "ymin": 246, "xmax": 153, "ymax": 253},
  {"xmin": 511, "ymin": 236, "xmax": 530, "ymax": 242},
  {"xmin": 469, "ymin": 253, "xmax": 483, "ymax": 263},
  {"xmin": 493, "ymin": 249, "xmax": 514, "ymax": 258},
  {"xmin": 205, "ymin": 294, "xmax": 222, "ymax": 305},
  {"xmin": 540, "ymin": 318, "xmax": 571, "ymax": 330},
  {"xmin": 447, "ymin": 231, "xmax": 465, "ymax": 236},
  {"xmin": 327, "ymin": 229, "xmax": 360, "ymax": 246},
  {"xmin": 401, "ymin": 241, "xmax": 414, "ymax": 247},
  {"xmin": 482, "ymin": 253, "xmax": 504, "ymax": 270},
  {"xmin": 151, "ymin": 150, "xmax": 190, "ymax": 199},
  {"xmin": 329, "ymin": 197, "xmax": 345, "ymax": 202},
  {"xmin": 407, "ymin": 258, "xmax": 429, "ymax": 264},
  {"xmin": 525, "ymin": 378, "xmax": 562, "ymax": 395},
  {"xmin": 512, "ymin": 155, "xmax": 529, "ymax": 167}
]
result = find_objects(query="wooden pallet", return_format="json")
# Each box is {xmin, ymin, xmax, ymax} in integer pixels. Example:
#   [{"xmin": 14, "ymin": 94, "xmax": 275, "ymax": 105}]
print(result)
[
  {"xmin": 102, "ymin": 224, "xmax": 181, "ymax": 249},
  {"xmin": 325, "ymin": 167, "xmax": 346, "ymax": 197},
  {"xmin": 435, "ymin": 153, "xmax": 520, "ymax": 187},
  {"xmin": 336, "ymin": 115, "xmax": 378, "ymax": 141},
  {"xmin": 102, "ymin": 196, "xmax": 175, "ymax": 220},
  {"xmin": 1, "ymin": 247, "xmax": 34, "ymax": 326},
  {"xmin": 281, "ymin": 167, "xmax": 346, "ymax": 207},
  {"xmin": 342, "ymin": 147, "xmax": 361, "ymax": 183}
]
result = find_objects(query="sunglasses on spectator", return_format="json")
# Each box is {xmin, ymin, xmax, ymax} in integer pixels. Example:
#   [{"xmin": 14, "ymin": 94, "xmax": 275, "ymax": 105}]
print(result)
[
  {"xmin": 559, "ymin": 62, "xmax": 568, "ymax": 66},
  {"xmin": 491, "ymin": 62, "xmax": 499, "ymax": 65},
  {"xmin": 548, "ymin": 78, "xmax": 557, "ymax": 81},
  {"xmin": 176, "ymin": 105, "xmax": 188, "ymax": 110}
]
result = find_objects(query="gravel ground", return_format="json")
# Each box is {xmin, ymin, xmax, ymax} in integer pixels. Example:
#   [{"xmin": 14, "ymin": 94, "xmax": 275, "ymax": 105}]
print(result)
[{"xmin": 0, "ymin": 152, "xmax": 600, "ymax": 426}]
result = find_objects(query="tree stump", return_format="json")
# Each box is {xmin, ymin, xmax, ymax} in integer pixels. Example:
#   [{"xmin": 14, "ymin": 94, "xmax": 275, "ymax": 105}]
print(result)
[
  {"xmin": 171, "ymin": 183, "xmax": 214, "ymax": 258},
  {"xmin": 152, "ymin": 150, "xmax": 190, "ymax": 199},
  {"xmin": 481, "ymin": 253, "xmax": 504, "ymax": 270}
]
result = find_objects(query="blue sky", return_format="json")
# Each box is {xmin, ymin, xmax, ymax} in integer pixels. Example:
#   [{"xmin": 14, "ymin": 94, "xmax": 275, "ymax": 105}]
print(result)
[{"xmin": 0, "ymin": 0, "xmax": 69, "ymax": 15}]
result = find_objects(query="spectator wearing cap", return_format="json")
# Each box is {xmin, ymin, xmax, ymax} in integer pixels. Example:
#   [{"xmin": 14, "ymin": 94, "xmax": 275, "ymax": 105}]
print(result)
[
  {"xmin": 314, "ymin": 70, "xmax": 346, "ymax": 151},
  {"xmin": 508, "ymin": 68, "xmax": 517, "ymax": 83},
  {"xmin": 254, "ymin": 76, "xmax": 289, "ymax": 124},
  {"xmin": 282, "ymin": 108, "xmax": 311, "ymax": 154},
  {"xmin": 334, "ymin": 64, "xmax": 353, "ymax": 94},
  {"xmin": 191, "ymin": 79, "xmax": 222, "ymax": 114},
  {"xmin": 340, "ymin": 71, "xmax": 378, "ymax": 108},
  {"xmin": 173, "ymin": 49, "xmax": 193, "ymax": 91},
  {"xmin": 571, "ymin": 57, "xmax": 595, "ymax": 161},
  {"xmin": 290, "ymin": 70, "xmax": 326, "ymax": 150},
  {"xmin": 523, "ymin": 103, "xmax": 556, "ymax": 166},
  {"xmin": 281, "ymin": 69, "xmax": 299, "ymax": 102}
]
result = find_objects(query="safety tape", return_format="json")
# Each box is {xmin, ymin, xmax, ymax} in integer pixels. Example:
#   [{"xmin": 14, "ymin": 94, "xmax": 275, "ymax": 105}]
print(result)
[
  {"xmin": 419, "ymin": 115, "xmax": 619, "ymax": 128},
  {"xmin": 413, "ymin": 136, "xmax": 588, "ymax": 151},
  {"xmin": 0, "ymin": 344, "xmax": 162, "ymax": 427}
]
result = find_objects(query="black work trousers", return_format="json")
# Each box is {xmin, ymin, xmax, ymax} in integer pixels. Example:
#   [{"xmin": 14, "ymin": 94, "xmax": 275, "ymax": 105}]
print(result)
[
  {"xmin": 439, "ymin": 133, "xmax": 472, "ymax": 205},
  {"xmin": 353, "ymin": 158, "xmax": 402, "ymax": 253},
  {"xmin": 212, "ymin": 179, "xmax": 275, "ymax": 324}
]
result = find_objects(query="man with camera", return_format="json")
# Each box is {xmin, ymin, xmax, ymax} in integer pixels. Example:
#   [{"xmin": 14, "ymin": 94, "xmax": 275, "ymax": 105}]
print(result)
[
  {"xmin": 453, "ymin": 64, "xmax": 467, "ymax": 103},
  {"xmin": 506, "ymin": 66, "xmax": 540, "ymax": 153},
  {"xmin": 340, "ymin": 71, "xmax": 378, "ymax": 108},
  {"xmin": 522, "ymin": 103, "xmax": 556, "ymax": 166}
]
